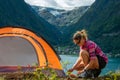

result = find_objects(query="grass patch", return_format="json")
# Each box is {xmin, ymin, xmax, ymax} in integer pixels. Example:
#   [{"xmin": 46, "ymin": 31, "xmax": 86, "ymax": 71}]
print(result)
[
  {"xmin": 0, "ymin": 69, "xmax": 120, "ymax": 80},
  {"xmin": 0, "ymin": 62, "xmax": 120, "ymax": 80}
]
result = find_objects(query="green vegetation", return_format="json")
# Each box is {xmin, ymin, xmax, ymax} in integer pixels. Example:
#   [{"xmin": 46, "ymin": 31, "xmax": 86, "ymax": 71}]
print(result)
[{"xmin": 0, "ymin": 62, "xmax": 120, "ymax": 80}]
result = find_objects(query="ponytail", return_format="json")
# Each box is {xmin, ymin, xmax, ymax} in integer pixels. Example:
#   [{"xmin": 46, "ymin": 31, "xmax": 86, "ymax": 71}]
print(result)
[
  {"xmin": 80, "ymin": 29, "xmax": 88, "ymax": 40},
  {"xmin": 73, "ymin": 29, "xmax": 88, "ymax": 41}
]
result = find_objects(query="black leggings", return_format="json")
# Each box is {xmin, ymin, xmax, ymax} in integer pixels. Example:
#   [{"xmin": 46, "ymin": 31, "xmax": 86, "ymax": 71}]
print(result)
[{"xmin": 96, "ymin": 55, "xmax": 106, "ymax": 69}]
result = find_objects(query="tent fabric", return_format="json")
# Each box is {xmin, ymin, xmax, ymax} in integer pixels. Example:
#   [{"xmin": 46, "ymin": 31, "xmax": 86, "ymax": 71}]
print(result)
[{"xmin": 0, "ymin": 27, "xmax": 65, "ymax": 77}]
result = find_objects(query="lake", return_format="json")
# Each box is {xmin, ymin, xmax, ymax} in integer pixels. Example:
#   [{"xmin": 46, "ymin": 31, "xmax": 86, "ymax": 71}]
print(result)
[{"xmin": 60, "ymin": 55, "xmax": 120, "ymax": 75}]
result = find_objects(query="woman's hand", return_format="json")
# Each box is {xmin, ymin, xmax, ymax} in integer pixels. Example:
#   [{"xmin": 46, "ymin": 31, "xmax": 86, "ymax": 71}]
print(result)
[
  {"xmin": 68, "ymin": 68, "xmax": 74, "ymax": 72},
  {"xmin": 77, "ymin": 69, "xmax": 84, "ymax": 75}
]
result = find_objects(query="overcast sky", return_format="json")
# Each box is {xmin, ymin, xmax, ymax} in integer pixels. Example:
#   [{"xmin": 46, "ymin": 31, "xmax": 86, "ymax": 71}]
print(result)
[{"xmin": 25, "ymin": 0, "xmax": 95, "ymax": 10}]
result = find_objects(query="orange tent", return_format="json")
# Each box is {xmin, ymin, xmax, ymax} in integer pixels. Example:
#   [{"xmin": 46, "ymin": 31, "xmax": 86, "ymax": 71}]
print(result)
[{"xmin": 0, "ymin": 27, "xmax": 65, "ymax": 77}]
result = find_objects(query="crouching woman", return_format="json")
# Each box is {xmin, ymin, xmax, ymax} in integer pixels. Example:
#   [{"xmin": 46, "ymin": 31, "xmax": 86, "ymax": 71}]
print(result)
[{"xmin": 68, "ymin": 29, "xmax": 108, "ymax": 78}]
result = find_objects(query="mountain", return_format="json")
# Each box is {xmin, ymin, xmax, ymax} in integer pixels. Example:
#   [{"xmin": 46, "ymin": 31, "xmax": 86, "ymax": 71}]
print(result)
[
  {"xmin": 32, "ymin": 6, "xmax": 89, "ymax": 27},
  {"xmin": 0, "ymin": 0, "xmax": 119, "ymax": 55},
  {"xmin": 61, "ymin": 0, "xmax": 120, "ymax": 54},
  {"xmin": 0, "ymin": 0, "xmax": 61, "ymax": 45}
]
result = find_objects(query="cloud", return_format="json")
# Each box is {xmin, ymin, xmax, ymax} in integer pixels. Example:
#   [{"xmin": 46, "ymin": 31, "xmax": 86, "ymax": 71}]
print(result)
[{"xmin": 25, "ymin": 0, "xmax": 95, "ymax": 10}]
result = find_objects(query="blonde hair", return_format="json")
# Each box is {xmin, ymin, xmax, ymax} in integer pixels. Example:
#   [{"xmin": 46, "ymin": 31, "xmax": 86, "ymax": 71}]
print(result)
[{"xmin": 73, "ymin": 29, "xmax": 88, "ymax": 41}]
